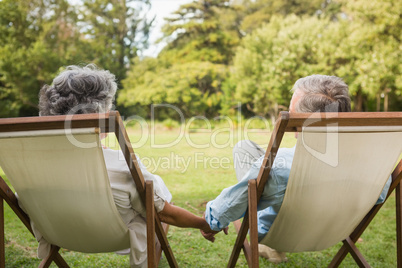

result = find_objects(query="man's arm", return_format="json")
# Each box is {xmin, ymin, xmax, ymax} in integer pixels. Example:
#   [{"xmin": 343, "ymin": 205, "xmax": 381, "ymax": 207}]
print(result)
[
  {"xmin": 198, "ymin": 180, "xmax": 250, "ymax": 242},
  {"xmin": 201, "ymin": 161, "xmax": 264, "ymax": 241},
  {"xmin": 376, "ymin": 175, "xmax": 392, "ymax": 204},
  {"xmin": 204, "ymin": 178, "xmax": 250, "ymax": 232}
]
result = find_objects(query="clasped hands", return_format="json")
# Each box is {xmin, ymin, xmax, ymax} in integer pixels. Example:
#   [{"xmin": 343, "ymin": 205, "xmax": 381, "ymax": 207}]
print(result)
[{"xmin": 200, "ymin": 213, "xmax": 229, "ymax": 242}]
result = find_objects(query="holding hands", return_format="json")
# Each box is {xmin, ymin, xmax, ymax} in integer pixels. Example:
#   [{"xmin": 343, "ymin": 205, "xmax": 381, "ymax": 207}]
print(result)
[{"xmin": 200, "ymin": 213, "xmax": 228, "ymax": 242}]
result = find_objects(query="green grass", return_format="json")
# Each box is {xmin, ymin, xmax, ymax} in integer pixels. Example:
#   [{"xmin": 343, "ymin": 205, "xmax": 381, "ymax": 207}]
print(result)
[{"xmin": 1, "ymin": 124, "xmax": 398, "ymax": 267}]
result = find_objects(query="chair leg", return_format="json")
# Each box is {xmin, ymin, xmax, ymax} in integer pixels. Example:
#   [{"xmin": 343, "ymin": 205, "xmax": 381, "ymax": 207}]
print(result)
[
  {"xmin": 233, "ymin": 220, "xmax": 252, "ymax": 266},
  {"xmin": 53, "ymin": 251, "xmax": 70, "ymax": 268},
  {"xmin": 248, "ymin": 179, "xmax": 259, "ymax": 268},
  {"xmin": 0, "ymin": 176, "xmax": 70, "ymax": 267},
  {"xmin": 146, "ymin": 181, "xmax": 178, "ymax": 267},
  {"xmin": 146, "ymin": 181, "xmax": 176, "ymax": 268},
  {"xmin": 228, "ymin": 213, "xmax": 250, "ymax": 268},
  {"xmin": 39, "ymin": 245, "xmax": 65, "ymax": 268},
  {"xmin": 115, "ymin": 116, "xmax": 178, "ymax": 267},
  {"xmin": 154, "ymin": 214, "xmax": 178, "ymax": 268},
  {"xmin": 0, "ymin": 177, "xmax": 32, "ymax": 234},
  {"xmin": 328, "ymin": 205, "xmax": 384, "ymax": 268},
  {"xmin": 145, "ymin": 181, "xmax": 174, "ymax": 267},
  {"xmin": 0, "ymin": 198, "xmax": 5, "ymax": 268},
  {"xmin": 328, "ymin": 244, "xmax": 347, "ymax": 268},
  {"xmin": 343, "ymin": 237, "xmax": 370, "ymax": 268},
  {"xmin": 146, "ymin": 181, "xmax": 156, "ymax": 268},
  {"xmin": 155, "ymin": 222, "xmax": 170, "ymax": 267},
  {"xmin": 396, "ymin": 180, "xmax": 402, "ymax": 268},
  {"xmin": 330, "ymin": 161, "xmax": 402, "ymax": 268},
  {"xmin": 228, "ymin": 180, "xmax": 260, "ymax": 268}
]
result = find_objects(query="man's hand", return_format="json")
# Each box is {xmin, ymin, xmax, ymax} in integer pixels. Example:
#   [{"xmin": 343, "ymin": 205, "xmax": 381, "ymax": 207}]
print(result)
[
  {"xmin": 200, "ymin": 213, "xmax": 229, "ymax": 242},
  {"xmin": 200, "ymin": 226, "xmax": 229, "ymax": 242}
]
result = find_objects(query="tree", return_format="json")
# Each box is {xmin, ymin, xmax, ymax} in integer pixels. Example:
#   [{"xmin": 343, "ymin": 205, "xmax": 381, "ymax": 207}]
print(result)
[
  {"xmin": 121, "ymin": 0, "xmax": 401, "ymax": 118},
  {"xmin": 229, "ymin": 2, "xmax": 401, "ymax": 117},
  {"xmin": 119, "ymin": 59, "xmax": 228, "ymax": 118},
  {"xmin": 336, "ymin": 0, "xmax": 402, "ymax": 111},
  {"xmin": 0, "ymin": 0, "xmax": 84, "ymax": 117},
  {"xmin": 80, "ymin": 0, "xmax": 153, "ymax": 83},
  {"xmin": 120, "ymin": 0, "xmax": 242, "ymax": 119},
  {"xmin": 159, "ymin": 0, "xmax": 242, "ymax": 65},
  {"xmin": 230, "ymin": 15, "xmax": 336, "ymax": 121},
  {"xmin": 0, "ymin": 0, "xmax": 154, "ymax": 117},
  {"xmin": 238, "ymin": 0, "xmax": 334, "ymax": 34}
]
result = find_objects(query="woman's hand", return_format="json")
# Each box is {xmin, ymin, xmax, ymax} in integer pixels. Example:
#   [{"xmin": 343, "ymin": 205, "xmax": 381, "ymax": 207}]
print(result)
[{"xmin": 200, "ymin": 213, "xmax": 228, "ymax": 242}]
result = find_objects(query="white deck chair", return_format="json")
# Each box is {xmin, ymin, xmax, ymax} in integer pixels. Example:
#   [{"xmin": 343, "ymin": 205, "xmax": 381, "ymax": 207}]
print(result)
[
  {"xmin": 0, "ymin": 112, "xmax": 178, "ymax": 267},
  {"xmin": 229, "ymin": 112, "xmax": 402, "ymax": 268}
]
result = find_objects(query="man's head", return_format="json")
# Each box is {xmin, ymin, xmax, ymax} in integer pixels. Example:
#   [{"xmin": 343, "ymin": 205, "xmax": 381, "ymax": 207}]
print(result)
[
  {"xmin": 289, "ymin": 75, "xmax": 351, "ymax": 113},
  {"xmin": 39, "ymin": 64, "xmax": 117, "ymax": 116}
]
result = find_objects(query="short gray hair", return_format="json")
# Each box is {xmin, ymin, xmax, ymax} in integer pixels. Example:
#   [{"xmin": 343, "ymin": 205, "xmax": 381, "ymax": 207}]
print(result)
[
  {"xmin": 292, "ymin": 75, "xmax": 351, "ymax": 113},
  {"xmin": 39, "ymin": 64, "xmax": 117, "ymax": 116}
]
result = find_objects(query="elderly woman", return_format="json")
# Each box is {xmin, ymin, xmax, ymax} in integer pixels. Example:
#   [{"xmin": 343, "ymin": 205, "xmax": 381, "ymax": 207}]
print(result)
[{"xmin": 35, "ymin": 64, "xmax": 215, "ymax": 267}]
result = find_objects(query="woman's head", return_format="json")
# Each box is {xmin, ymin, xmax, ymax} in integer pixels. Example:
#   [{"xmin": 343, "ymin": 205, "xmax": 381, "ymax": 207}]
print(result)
[{"xmin": 39, "ymin": 64, "xmax": 117, "ymax": 116}]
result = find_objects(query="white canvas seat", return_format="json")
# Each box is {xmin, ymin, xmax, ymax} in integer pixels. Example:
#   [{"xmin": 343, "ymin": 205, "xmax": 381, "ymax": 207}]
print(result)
[
  {"xmin": 0, "ymin": 128, "xmax": 130, "ymax": 253},
  {"xmin": 262, "ymin": 126, "xmax": 402, "ymax": 252}
]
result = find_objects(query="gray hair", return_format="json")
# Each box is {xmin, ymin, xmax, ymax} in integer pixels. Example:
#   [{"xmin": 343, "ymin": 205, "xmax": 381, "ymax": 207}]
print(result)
[
  {"xmin": 292, "ymin": 75, "xmax": 351, "ymax": 113},
  {"xmin": 39, "ymin": 64, "xmax": 117, "ymax": 116}
]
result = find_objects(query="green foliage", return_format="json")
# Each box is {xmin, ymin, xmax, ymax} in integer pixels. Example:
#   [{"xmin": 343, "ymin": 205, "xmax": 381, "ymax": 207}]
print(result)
[
  {"xmin": 80, "ymin": 0, "xmax": 152, "ymax": 83},
  {"xmin": 229, "ymin": 1, "xmax": 402, "ymax": 116},
  {"xmin": 0, "ymin": 0, "xmax": 83, "ymax": 116},
  {"xmin": 120, "ymin": 0, "xmax": 243, "ymax": 119},
  {"xmin": 0, "ymin": 0, "xmax": 152, "ymax": 118},
  {"xmin": 230, "ymin": 15, "xmax": 330, "ymax": 117},
  {"xmin": 162, "ymin": 118, "xmax": 179, "ymax": 130},
  {"xmin": 239, "ymin": 0, "xmax": 325, "ymax": 34},
  {"xmin": 159, "ymin": 0, "xmax": 242, "ymax": 65},
  {"xmin": 337, "ymin": 0, "xmax": 402, "ymax": 111},
  {"xmin": 119, "ymin": 59, "xmax": 228, "ymax": 118},
  {"xmin": 1, "ymin": 0, "xmax": 400, "ymax": 118}
]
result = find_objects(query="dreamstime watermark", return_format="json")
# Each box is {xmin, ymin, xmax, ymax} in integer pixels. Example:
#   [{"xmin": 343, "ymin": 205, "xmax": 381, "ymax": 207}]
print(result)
[
  {"xmin": 62, "ymin": 102, "xmax": 343, "ymax": 170},
  {"xmin": 64, "ymin": 103, "xmax": 273, "ymax": 150},
  {"xmin": 299, "ymin": 103, "xmax": 341, "ymax": 167},
  {"xmin": 138, "ymin": 152, "xmax": 232, "ymax": 173},
  {"xmin": 136, "ymin": 151, "xmax": 292, "ymax": 174}
]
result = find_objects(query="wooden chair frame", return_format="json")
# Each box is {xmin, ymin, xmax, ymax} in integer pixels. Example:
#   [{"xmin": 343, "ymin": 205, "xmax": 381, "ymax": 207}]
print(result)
[
  {"xmin": 228, "ymin": 111, "xmax": 402, "ymax": 268},
  {"xmin": 0, "ymin": 111, "xmax": 178, "ymax": 268}
]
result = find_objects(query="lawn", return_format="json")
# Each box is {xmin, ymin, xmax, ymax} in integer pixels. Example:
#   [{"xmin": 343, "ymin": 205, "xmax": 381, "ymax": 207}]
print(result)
[{"xmin": 0, "ymin": 122, "xmax": 398, "ymax": 267}]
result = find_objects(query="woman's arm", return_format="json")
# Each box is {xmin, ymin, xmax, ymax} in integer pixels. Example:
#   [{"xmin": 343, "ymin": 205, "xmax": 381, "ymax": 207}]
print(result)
[
  {"xmin": 158, "ymin": 201, "xmax": 210, "ymax": 231},
  {"xmin": 158, "ymin": 201, "xmax": 227, "ymax": 242}
]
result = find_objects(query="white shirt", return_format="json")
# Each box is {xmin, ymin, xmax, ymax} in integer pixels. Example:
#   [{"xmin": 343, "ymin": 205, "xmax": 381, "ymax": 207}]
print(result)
[{"xmin": 102, "ymin": 148, "xmax": 172, "ymax": 267}]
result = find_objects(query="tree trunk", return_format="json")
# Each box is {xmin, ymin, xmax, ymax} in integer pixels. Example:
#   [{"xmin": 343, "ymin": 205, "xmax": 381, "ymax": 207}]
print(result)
[
  {"xmin": 376, "ymin": 94, "xmax": 381, "ymax": 112},
  {"xmin": 354, "ymin": 89, "xmax": 363, "ymax": 112},
  {"xmin": 384, "ymin": 92, "xmax": 389, "ymax": 112},
  {"xmin": 270, "ymin": 113, "xmax": 276, "ymax": 126}
]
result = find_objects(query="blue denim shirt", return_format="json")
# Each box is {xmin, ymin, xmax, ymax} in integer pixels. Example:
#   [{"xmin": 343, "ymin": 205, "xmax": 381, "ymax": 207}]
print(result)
[{"xmin": 205, "ymin": 146, "xmax": 392, "ymax": 241}]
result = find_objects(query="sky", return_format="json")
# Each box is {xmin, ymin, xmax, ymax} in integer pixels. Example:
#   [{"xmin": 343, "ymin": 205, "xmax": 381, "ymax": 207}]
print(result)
[
  {"xmin": 142, "ymin": 0, "xmax": 192, "ymax": 57},
  {"xmin": 67, "ymin": 0, "xmax": 191, "ymax": 57}
]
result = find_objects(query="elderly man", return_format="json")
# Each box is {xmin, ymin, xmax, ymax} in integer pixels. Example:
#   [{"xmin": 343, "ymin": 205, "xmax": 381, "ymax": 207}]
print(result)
[{"xmin": 202, "ymin": 75, "xmax": 391, "ymax": 263}]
